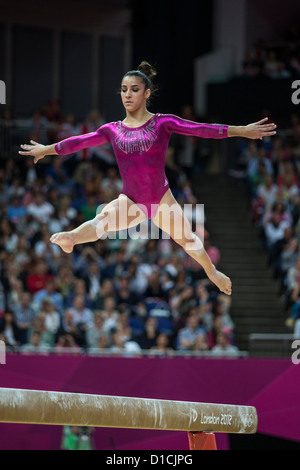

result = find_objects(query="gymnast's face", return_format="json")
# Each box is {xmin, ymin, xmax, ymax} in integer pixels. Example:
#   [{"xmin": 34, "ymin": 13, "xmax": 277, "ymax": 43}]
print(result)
[{"xmin": 121, "ymin": 76, "xmax": 151, "ymax": 113}]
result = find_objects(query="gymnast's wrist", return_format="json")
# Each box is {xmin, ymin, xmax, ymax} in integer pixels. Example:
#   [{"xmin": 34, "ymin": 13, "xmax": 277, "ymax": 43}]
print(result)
[
  {"xmin": 45, "ymin": 144, "xmax": 58, "ymax": 156},
  {"xmin": 227, "ymin": 126, "xmax": 246, "ymax": 138}
]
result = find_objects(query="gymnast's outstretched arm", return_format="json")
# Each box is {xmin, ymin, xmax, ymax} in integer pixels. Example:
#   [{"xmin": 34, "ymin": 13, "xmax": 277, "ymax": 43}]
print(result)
[
  {"xmin": 163, "ymin": 114, "xmax": 277, "ymax": 141},
  {"xmin": 19, "ymin": 125, "xmax": 110, "ymax": 163}
]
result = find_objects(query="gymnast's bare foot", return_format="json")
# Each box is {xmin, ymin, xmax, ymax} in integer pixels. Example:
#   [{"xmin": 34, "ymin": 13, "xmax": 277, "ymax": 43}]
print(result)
[
  {"xmin": 50, "ymin": 232, "xmax": 75, "ymax": 253},
  {"xmin": 208, "ymin": 269, "xmax": 232, "ymax": 296}
]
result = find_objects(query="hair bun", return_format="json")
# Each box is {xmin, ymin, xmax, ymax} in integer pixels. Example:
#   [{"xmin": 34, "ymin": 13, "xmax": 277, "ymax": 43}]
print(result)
[{"xmin": 137, "ymin": 61, "xmax": 157, "ymax": 79}]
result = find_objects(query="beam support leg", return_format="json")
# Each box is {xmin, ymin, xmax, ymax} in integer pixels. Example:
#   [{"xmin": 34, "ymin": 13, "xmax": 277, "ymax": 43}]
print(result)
[{"xmin": 188, "ymin": 432, "xmax": 217, "ymax": 450}]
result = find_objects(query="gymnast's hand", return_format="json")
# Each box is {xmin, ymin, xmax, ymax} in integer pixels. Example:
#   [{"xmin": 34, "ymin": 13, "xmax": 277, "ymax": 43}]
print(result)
[
  {"xmin": 228, "ymin": 118, "xmax": 277, "ymax": 140},
  {"xmin": 19, "ymin": 140, "xmax": 48, "ymax": 164},
  {"xmin": 243, "ymin": 118, "xmax": 277, "ymax": 140}
]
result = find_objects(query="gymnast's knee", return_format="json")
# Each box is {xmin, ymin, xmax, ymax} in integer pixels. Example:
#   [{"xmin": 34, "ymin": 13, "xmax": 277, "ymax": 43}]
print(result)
[{"xmin": 174, "ymin": 232, "xmax": 204, "ymax": 252}]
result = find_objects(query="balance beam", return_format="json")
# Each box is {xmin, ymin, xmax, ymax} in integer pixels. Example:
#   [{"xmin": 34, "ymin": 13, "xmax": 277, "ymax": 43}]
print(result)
[{"xmin": 0, "ymin": 387, "xmax": 257, "ymax": 434}]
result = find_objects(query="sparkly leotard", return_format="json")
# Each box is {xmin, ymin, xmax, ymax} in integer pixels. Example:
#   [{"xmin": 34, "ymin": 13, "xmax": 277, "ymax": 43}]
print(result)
[{"xmin": 55, "ymin": 114, "xmax": 228, "ymax": 218}]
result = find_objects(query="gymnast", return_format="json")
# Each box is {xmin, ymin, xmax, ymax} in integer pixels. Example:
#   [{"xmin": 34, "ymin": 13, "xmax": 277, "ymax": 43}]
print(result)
[{"xmin": 19, "ymin": 61, "xmax": 277, "ymax": 296}]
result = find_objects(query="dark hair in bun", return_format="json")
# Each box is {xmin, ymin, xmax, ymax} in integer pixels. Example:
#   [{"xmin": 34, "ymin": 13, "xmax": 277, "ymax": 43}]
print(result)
[
  {"xmin": 122, "ymin": 61, "xmax": 158, "ymax": 100},
  {"xmin": 137, "ymin": 61, "xmax": 157, "ymax": 81}
]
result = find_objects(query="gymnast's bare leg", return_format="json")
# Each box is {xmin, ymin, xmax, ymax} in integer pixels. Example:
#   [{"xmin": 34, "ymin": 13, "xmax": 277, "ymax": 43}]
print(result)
[
  {"xmin": 151, "ymin": 189, "xmax": 232, "ymax": 296},
  {"xmin": 50, "ymin": 194, "xmax": 147, "ymax": 253}
]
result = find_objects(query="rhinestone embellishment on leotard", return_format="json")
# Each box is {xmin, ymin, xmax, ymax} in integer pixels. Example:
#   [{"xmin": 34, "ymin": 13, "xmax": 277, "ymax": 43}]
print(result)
[{"xmin": 115, "ymin": 118, "xmax": 157, "ymax": 154}]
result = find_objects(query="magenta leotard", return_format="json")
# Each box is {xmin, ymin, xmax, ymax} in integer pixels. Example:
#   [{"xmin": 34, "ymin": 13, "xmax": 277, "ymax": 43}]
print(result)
[{"xmin": 55, "ymin": 114, "xmax": 228, "ymax": 218}]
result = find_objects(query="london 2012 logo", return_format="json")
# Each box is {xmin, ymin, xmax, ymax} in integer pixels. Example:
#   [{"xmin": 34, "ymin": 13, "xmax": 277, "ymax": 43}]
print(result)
[{"xmin": 0, "ymin": 80, "xmax": 6, "ymax": 104}]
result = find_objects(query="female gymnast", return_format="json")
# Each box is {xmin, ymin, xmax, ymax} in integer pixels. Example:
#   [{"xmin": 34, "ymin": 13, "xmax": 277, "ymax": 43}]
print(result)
[{"xmin": 19, "ymin": 61, "xmax": 277, "ymax": 296}]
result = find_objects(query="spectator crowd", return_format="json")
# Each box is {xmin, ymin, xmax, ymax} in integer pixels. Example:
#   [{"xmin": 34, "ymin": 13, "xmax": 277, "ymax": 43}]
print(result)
[
  {"xmin": 0, "ymin": 102, "xmax": 239, "ymax": 358},
  {"xmin": 241, "ymin": 26, "xmax": 300, "ymax": 79},
  {"xmin": 231, "ymin": 108, "xmax": 300, "ymax": 334},
  {"xmin": 230, "ymin": 27, "xmax": 300, "ymax": 337}
]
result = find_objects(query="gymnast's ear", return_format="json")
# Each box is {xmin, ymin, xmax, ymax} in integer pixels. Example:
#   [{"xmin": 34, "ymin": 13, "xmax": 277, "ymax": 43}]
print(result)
[{"xmin": 145, "ymin": 88, "xmax": 151, "ymax": 100}]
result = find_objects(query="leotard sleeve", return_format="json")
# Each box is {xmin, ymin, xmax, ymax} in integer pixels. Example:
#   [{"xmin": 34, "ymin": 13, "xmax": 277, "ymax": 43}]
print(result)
[
  {"xmin": 161, "ymin": 114, "xmax": 228, "ymax": 139},
  {"xmin": 55, "ymin": 124, "xmax": 110, "ymax": 155}
]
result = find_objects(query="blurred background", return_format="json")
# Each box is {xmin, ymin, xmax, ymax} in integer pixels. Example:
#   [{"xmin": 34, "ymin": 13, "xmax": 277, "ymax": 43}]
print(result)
[{"xmin": 1, "ymin": 0, "xmax": 300, "ymax": 451}]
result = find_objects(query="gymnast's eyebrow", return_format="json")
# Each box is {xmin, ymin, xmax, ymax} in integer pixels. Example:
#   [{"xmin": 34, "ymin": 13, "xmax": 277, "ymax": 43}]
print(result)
[{"xmin": 121, "ymin": 84, "xmax": 140, "ymax": 88}]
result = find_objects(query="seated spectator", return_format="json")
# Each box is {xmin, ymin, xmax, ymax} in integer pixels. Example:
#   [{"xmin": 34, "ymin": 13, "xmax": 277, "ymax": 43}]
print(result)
[
  {"xmin": 101, "ymin": 249, "xmax": 129, "ymax": 280},
  {"xmin": 277, "ymin": 237, "xmax": 299, "ymax": 284},
  {"xmin": 67, "ymin": 294, "xmax": 94, "ymax": 347},
  {"xmin": 138, "ymin": 316, "xmax": 159, "ymax": 350},
  {"xmin": 94, "ymin": 279, "xmax": 116, "ymax": 310},
  {"xmin": 34, "ymin": 298, "xmax": 60, "ymax": 346},
  {"xmin": 207, "ymin": 315, "xmax": 228, "ymax": 349},
  {"xmin": 211, "ymin": 331, "xmax": 239, "ymax": 357},
  {"xmin": 144, "ymin": 268, "xmax": 166, "ymax": 299},
  {"xmin": 250, "ymin": 161, "xmax": 269, "ymax": 195},
  {"xmin": 7, "ymin": 195, "xmax": 27, "ymax": 226},
  {"xmin": 286, "ymin": 256, "xmax": 300, "ymax": 292},
  {"xmin": 13, "ymin": 234, "xmax": 31, "ymax": 270},
  {"xmin": 294, "ymin": 316, "xmax": 300, "ymax": 339},
  {"xmin": 26, "ymin": 259, "xmax": 54, "ymax": 295},
  {"xmin": 65, "ymin": 278, "xmax": 94, "ymax": 310},
  {"xmin": 127, "ymin": 256, "xmax": 149, "ymax": 296},
  {"xmin": 115, "ymin": 274, "xmax": 141, "ymax": 313},
  {"xmin": 56, "ymin": 195, "xmax": 77, "ymax": 229},
  {"xmin": 0, "ymin": 218, "xmax": 18, "ymax": 253},
  {"xmin": 169, "ymin": 285, "xmax": 194, "ymax": 318},
  {"xmin": 56, "ymin": 113, "xmax": 77, "ymax": 141},
  {"xmin": 55, "ymin": 264, "xmax": 75, "ymax": 300},
  {"xmin": 80, "ymin": 194, "xmax": 98, "ymax": 222},
  {"xmin": 27, "ymin": 192, "xmax": 54, "ymax": 224},
  {"xmin": 20, "ymin": 330, "xmax": 50, "ymax": 354},
  {"xmin": 0, "ymin": 312, "xmax": 18, "ymax": 348},
  {"xmin": 177, "ymin": 313, "xmax": 206, "ymax": 351},
  {"xmin": 247, "ymin": 147, "xmax": 274, "ymax": 182},
  {"xmin": 86, "ymin": 311, "xmax": 109, "ymax": 348},
  {"xmin": 60, "ymin": 310, "xmax": 81, "ymax": 345},
  {"xmin": 97, "ymin": 333, "xmax": 110, "ymax": 350},
  {"xmin": 256, "ymin": 174, "xmax": 278, "ymax": 209},
  {"xmin": 212, "ymin": 300, "xmax": 235, "ymax": 333},
  {"xmin": 13, "ymin": 291, "xmax": 36, "ymax": 344},
  {"xmin": 242, "ymin": 49, "xmax": 262, "ymax": 77},
  {"xmin": 109, "ymin": 330, "xmax": 141, "ymax": 355},
  {"xmin": 33, "ymin": 278, "xmax": 64, "ymax": 315},
  {"xmin": 101, "ymin": 296, "xmax": 120, "ymax": 332},
  {"xmin": 264, "ymin": 210, "xmax": 291, "ymax": 251},
  {"xmin": 141, "ymin": 239, "xmax": 159, "ymax": 265},
  {"xmin": 115, "ymin": 312, "xmax": 133, "ymax": 343},
  {"xmin": 271, "ymin": 61, "xmax": 291, "ymax": 79},
  {"xmin": 151, "ymin": 333, "xmax": 173, "ymax": 354},
  {"xmin": 45, "ymin": 158, "xmax": 71, "ymax": 191},
  {"xmin": 83, "ymin": 260, "xmax": 101, "ymax": 303},
  {"xmin": 7, "ymin": 176, "xmax": 25, "ymax": 200},
  {"xmin": 101, "ymin": 167, "xmax": 123, "ymax": 198},
  {"xmin": 6, "ymin": 278, "xmax": 24, "ymax": 312},
  {"xmin": 263, "ymin": 50, "xmax": 279, "ymax": 77},
  {"xmin": 193, "ymin": 333, "xmax": 210, "ymax": 353},
  {"xmin": 55, "ymin": 333, "xmax": 81, "ymax": 351}
]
